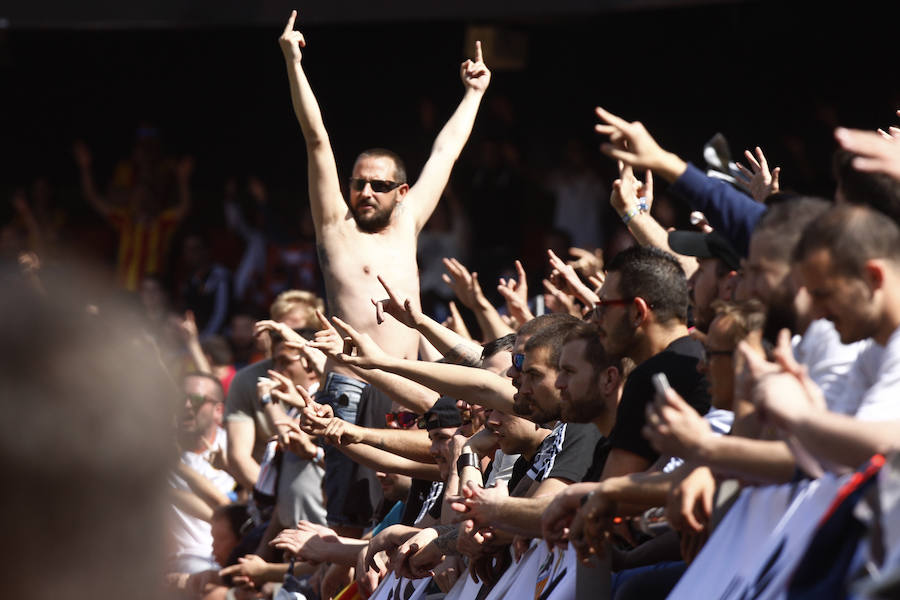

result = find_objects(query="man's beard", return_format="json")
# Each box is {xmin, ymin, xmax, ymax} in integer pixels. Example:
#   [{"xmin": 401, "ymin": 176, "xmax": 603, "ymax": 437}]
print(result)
[
  {"xmin": 763, "ymin": 287, "xmax": 797, "ymax": 345},
  {"xmin": 353, "ymin": 203, "xmax": 395, "ymax": 233}
]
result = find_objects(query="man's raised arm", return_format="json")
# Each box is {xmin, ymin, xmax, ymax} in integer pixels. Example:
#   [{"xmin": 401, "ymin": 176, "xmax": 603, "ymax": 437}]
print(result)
[
  {"xmin": 406, "ymin": 42, "xmax": 491, "ymax": 231},
  {"xmin": 279, "ymin": 10, "xmax": 345, "ymax": 229}
]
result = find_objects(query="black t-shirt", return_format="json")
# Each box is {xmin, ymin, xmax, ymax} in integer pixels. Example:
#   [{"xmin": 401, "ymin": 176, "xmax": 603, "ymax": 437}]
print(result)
[
  {"xmin": 608, "ymin": 336, "xmax": 710, "ymax": 463},
  {"xmin": 526, "ymin": 422, "xmax": 603, "ymax": 484},
  {"xmin": 582, "ymin": 436, "xmax": 612, "ymax": 483},
  {"xmin": 400, "ymin": 479, "xmax": 445, "ymax": 525}
]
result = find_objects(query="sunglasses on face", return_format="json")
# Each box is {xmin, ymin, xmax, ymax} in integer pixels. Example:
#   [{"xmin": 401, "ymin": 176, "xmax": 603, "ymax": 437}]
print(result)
[
  {"xmin": 349, "ymin": 178, "xmax": 403, "ymax": 193},
  {"xmin": 385, "ymin": 411, "xmax": 419, "ymax": 429},
  {"xmin": 585, "ymin": 297, "xmax": 637, "ymax": 320},
  {"xmin": 512, "ymin": 353, "xmax": 525, "ymax": 371},
  {"xmin": 186, "ymin": 393, "xmax": 217, "ymax": 411}
]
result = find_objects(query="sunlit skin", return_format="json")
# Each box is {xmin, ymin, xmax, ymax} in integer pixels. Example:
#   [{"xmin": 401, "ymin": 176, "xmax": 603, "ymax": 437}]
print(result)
[
  {"xmin": 348, "ymin": 156, "xmax": 409, "ymax": 233},
  {"xmin": 799, "ymin": 248, "xmax": 881, "ymax": 344},
  {"xmin": 179, "ymin": 375, "xmax": 223, "ymax": 448},
  {"xmin": 698, "ymin": 315, "xmax": 737, "ymax": 411},
  {"xmin": 484, "ymin": 407, "xmax": 546, "ymax": 458},
  {"xmin": 555, "ymin": 339, "xmax": 616, "ymax": 433},
  {"xmin": 429, "ymin": 427, "xmax": 458, "ymax": 481},
  {"xmin": 517, "ymin": 346, "xmax": 562, "ymax": 426},
  {"xmin": 595, "ymin": 271, "xmax": 637, "ymax": 359}
]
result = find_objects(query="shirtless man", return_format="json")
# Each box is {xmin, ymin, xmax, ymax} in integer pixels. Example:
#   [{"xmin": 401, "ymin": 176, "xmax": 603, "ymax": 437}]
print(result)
[{"xmin": 278, "ymin": 10, "xmax": 490, "ymax": 533}]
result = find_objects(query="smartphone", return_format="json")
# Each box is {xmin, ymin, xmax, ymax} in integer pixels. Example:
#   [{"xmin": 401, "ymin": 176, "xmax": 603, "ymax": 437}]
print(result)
[{"xmin": 651, "ymin": 373, "xmax": 672, "ymax": 399}]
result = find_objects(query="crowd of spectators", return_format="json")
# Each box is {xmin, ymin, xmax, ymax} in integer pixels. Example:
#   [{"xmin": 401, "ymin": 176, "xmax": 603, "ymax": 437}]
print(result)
[{"xmin": 5, "ymin": 10, "xmax": 900, "ymax": 600}]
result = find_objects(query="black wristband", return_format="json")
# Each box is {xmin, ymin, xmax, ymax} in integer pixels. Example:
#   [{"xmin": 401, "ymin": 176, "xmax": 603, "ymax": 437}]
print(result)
[{"xmin": 456, "ymin": 452, "xmax": 480, "ymax": 476}]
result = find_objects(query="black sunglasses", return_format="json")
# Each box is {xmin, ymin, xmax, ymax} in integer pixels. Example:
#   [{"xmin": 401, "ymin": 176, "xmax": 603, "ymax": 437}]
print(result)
[{"xmin": 349, "ymin": 178, "xmax": 403, "ymax": 193}]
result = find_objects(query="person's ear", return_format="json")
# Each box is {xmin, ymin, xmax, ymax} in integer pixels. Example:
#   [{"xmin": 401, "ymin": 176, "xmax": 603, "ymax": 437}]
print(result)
[
  {"xmin": 396, "ymin": 183, "xmax": 410, "ymax": 200},
  {"xmin": 602, "ymin": 366, "xmax": 621, "ymax": 399},
  {"xmin": 863, "ymin": 259, "xmax": 886, "ymax": 293},
  {"xmin": 720, "ymin": 270, "xmax": 739, "ymax": 301},
  {"xmin": 633, "ymin": 297, "xmax": 651, "ymax": 327}
]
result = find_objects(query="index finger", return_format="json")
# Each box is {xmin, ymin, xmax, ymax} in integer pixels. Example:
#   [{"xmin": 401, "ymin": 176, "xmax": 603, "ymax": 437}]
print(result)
[
  {"xmin": 315, "ymin": 309, "xmax": 335, "ymax": 332},
  {"xmin": 377, "ymin": 274, "xmax": 403, "ymax": 306},
  {"xmin": 595, "ymin": 106, "xmax": 630, "ymax": 130},
  {"xmin": 546, "ymin": 248, "xmax": 565, "ymax": 269},
  {"xmin": 474, "ymin": 40, "xmax": 483, "ymax": 64},
  {"xmin": 283, "ymin": 10, "xmax": 297, "ymax": 35},
  {"xmin": 331, "ymin": 316, "xmax": 361, "ymax": 341}
]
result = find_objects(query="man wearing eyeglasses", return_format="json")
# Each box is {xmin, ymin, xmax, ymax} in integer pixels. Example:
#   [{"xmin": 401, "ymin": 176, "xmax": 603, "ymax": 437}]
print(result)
[
  {"xmin": 279, "ymin": 11, "xmax": 490, "ymax": 536},
  {"xmin": 170, "ymin": 373, "xmax": 237, "ymax": 574}
]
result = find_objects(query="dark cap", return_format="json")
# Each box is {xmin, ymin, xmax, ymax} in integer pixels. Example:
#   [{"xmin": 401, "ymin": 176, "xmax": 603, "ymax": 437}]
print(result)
[
  {"xmin": 422, "ymin": 396, "xmax": 463, "ymax": 431},
  {"xmin": 668, "ymin": 230, "xmax": 742, "ymax": 272}
]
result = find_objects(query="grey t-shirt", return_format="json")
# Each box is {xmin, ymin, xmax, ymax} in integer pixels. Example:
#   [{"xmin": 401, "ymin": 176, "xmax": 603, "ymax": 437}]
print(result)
[{"xmin": 224, "ymin": 358, "xmax": 274, "ymax": 463}]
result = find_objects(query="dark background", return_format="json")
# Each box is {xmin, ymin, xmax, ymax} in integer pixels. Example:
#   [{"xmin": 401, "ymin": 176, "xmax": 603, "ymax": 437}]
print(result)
[{"xmin": 1, "ymin": 0, "xmax": 898, "ymax": 308}]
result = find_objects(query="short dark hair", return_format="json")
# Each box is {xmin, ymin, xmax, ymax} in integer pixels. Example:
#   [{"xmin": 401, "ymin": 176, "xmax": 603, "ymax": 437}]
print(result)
[
  {"xmin": 794, "ymin": 204, "xmax": 900, "ymax": 278},
  {"xmin": 562, "ymin": 321, "xmax": 614, "ymax": 372},
  {"xmin": 481, "ymin": 334, "xmax": 515, "ymax": 362},
  {"xmin": 751, "ymin": 196, "xmax": 831, "ymax": 263},
  {"xmin": 516, "ymin": 312, "xmax": 579, "ymax": 339},
  {"xmin": 523, "ymin": 318, "xmax": 581, "ymax": 369},
  {"xmin": 213, "ymin": 503, "xmax": 252, "ymax": 539},
  {"xmin": 355, "ymin": 148, "xmax": 407, "ymax": 184},
  {"xmin": 834, "ymin": 149, "xmax": 900, "ymax": 225},
  {"xmin": 183, "ymin": 372, "xmax": 225, "ymax": 403},
  {"xmin": 606, "ymin": 246, "xmax": 689, "ymax": 324}
]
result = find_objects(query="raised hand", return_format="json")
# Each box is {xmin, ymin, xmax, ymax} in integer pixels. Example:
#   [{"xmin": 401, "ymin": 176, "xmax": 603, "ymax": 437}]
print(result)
[
  {"xmin": 542, "ymin": 277, "xmax": 579, "ymax": 317},
  {"xmin": 497, "ymin": 260, "xmax": 534, "ymax": 325},
  {"xmin": 305, "ymin": 310, "xmax": 345, "ymax": 357},
  {"xmin": 461, "ymin": 40, "xmax": 491, "ymax": 93},
  {"xmin": 547, "ymin": 249, "xmax": 600, "ymax": 307},
  {"xmin": 329, "ymin": 316, "xmax": 391, "ymax": 369},
  {"xmin": 173, "ymin": 310, "xmax": 200, "ymax": 344},
  {"xmin": 442, "ymin": 257, "xmax": 484, "ymax": 310},
  {"xmin": 254, "ymin": 319, "xmax": 305, "ymax": 345},
  {"xmin": 372, "ymin": 275, "xmax": 423, "ymax": 328},
  {"xmin": 735, "ymin": 146, "xmax": 780, "ymax": 203},
  {"xmin": 266, "ymin": 369, "xmax": 309, "ymax": 409},
  {"xmin": 442, "ymin": 300, "xmax": 472, "ymax": 340},
  {"xmin": 567, "ymin": 247, "xmax": 604, "ymax": 279},
  {"xmin": 594, "ymin": 107, "xmax": 687, "ymax": 182},
  {"xmin": 278, "ymin": 10, "xmax": 307, "ymax": 63},
  {"xmin": 835, "ymin": 126, "xmax": 900, "ymax": 181}
]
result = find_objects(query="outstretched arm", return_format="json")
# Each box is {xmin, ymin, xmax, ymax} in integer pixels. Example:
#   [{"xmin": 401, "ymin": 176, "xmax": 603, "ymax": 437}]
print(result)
[
  {"xmin": 407, "ymin": 42, "xmax": 491, "ymax": 231},
  {"xmin": 595, "ymin": 106, "xmax": 765, "ymax": 255},
  {"xmin": 609, "ymin": 161, "xmax": 698, "ymax": 279},
  {"xmin": 279, "ymin": 11, "xmax": 346, "ymax": 229}
]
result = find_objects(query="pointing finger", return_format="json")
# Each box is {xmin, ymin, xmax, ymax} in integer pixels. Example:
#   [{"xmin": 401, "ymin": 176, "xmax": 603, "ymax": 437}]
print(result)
[
  {"xmin": 283, "ymin": 10, "xmax": 297, "ymax": 35},
  {"xmin": 594, "ymin": 106, "xmax": 630, "ymax": 131},
  {"xmin": 475, "ymin": 40, "xmax": 483, "ymax": 64},
  {"xmin": 377, "ymin": 275, "xmax": 403, "ymax": 306}
]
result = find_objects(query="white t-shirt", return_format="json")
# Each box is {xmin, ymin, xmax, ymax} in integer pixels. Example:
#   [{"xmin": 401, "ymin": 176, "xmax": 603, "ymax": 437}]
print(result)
[
  {"xmin": 793, "ymin": 318, "xmax": 868, "ymax": 414},
  {"xmin": 169, "ymin": 427, "xmax": 236, "ymax": 569},
  {"xmin": 842, "ymin": 325, "xmax": 900, "ymax": 421}
]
